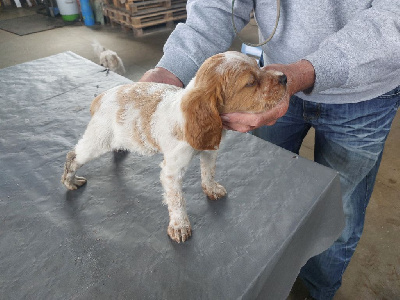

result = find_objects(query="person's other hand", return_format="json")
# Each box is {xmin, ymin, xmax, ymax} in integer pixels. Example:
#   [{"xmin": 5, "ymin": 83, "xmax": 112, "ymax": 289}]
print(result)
[
  {"xmin": 139, "ymin": 67, "xmax": 183, "ymax": 88},
  {"xmin": 221, "ymin": 60, "xmax": 315, "ymax": 132}
]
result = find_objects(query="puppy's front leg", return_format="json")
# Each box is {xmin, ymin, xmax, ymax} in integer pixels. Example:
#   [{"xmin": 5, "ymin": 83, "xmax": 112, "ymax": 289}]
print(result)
[
  {"xmin": 160, "ymin": 148, "xmax": 194, "ymax": 243},
  {"xmin": 200, "ymin": 150, "xmax": 227, "ymax": 200}
]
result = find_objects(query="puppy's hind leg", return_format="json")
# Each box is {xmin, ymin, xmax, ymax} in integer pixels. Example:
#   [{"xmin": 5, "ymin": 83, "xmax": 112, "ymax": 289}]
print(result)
[
  {"xmin": 200, "ymin": 150, "xmax": 226, "ymax": 200},
  {"xmin": 61, "ymin": 150, "xmax": 87, "ymax": 190},
  {"xmin": 61, "ymin": 122, "xmax": 111, "ymax": 190}
]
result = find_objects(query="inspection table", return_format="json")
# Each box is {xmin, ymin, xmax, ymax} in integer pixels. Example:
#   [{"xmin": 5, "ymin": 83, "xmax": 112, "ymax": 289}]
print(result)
[{"xmin": 0, "ymin": 52, "xmax": 345, "ymax": 299}]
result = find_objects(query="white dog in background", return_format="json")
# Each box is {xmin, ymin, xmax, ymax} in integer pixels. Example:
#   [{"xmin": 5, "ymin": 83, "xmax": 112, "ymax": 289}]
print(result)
[{"xmin": 92, "ymin": 41, "xmax": 126, "ymax": 75}]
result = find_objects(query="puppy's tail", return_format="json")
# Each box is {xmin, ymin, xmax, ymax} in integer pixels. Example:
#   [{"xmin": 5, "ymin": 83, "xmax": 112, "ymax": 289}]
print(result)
[{"xmin": 92, "ymin": 40, "xmax": 106, "ymax": 57}]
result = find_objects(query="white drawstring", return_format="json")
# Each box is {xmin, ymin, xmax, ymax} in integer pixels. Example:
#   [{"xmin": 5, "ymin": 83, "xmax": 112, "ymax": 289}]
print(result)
[{"xmin": 231, "ymin": 0, "xmax": 281, "ymax": 47}]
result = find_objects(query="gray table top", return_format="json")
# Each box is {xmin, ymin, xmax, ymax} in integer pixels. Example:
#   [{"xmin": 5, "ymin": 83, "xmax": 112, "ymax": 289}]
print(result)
[{"xmin": 0, "ymin": 52, "xmax": 344, "ymax": 300}]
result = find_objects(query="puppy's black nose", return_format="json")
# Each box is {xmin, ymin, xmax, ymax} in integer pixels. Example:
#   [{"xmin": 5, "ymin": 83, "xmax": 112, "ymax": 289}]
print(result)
[{"xmin": 279, "ymin": 74, "xmax": 287, "ymax": 85}]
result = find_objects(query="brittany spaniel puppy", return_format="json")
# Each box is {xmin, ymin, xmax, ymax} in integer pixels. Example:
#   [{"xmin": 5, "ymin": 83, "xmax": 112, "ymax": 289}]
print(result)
[{"xmin": 61, "ymin": 51, "xmax": 287, "ymax": 243}]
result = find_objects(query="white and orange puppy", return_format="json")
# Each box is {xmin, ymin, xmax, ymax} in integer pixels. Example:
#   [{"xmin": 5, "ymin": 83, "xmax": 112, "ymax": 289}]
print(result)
[{"xmin": 61, "ymin": 51, "xmax": 287, "ymax": 243}]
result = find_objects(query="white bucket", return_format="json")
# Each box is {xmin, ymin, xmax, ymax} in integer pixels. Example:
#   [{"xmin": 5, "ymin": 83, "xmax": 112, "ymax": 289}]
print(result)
[{"xmin": 55, "ymin": 0, "xmax": 80, "ymax": 21}]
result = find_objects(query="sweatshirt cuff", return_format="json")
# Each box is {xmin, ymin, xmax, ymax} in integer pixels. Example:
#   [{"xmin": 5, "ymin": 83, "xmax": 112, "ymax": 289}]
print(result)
[
  {"xmin": 156, "ymin": 50, "xmax": 200, "ymax": 87},
  {"xmin": 304, "ymin": 45, "xmax": 350, "ymax": 93}
]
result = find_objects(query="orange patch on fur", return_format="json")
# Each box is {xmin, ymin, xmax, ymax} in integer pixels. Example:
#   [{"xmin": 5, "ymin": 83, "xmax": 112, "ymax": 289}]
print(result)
[
  {"xmin": 90, "ymin": 93, "xmax": 104, "ymax": 116},
  {"xmin": 115, "ymin": 83, "xmax": 181, "ymax": 152},
  {"xmin": 172, "ymin": 124, "xmax": 184, "ymax": 141}
]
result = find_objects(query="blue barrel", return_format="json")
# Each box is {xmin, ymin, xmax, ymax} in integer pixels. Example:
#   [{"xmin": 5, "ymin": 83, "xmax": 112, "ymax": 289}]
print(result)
[{"xmin": 80, "ymin": 0, "xmax": 95, "ymax": 26}]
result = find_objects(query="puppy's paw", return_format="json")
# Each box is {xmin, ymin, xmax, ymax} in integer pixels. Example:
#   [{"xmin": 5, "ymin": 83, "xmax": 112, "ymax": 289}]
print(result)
[
  {"xmin": 202, "ymin": 182, "xmax": 227, "ymax": 200},
  {"xmin": 167, "ymin": 219, "xmax": 192, "ymax": 243},
  {"xmin": 61, "ymin": 175, "xmax": 87, "ymax": 190}
]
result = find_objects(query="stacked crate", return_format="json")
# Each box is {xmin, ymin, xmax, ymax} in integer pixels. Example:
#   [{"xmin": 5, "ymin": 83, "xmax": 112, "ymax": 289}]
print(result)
[{"xmin": 103, "ymin": 0, "xmax": 187, "ymax": 37}]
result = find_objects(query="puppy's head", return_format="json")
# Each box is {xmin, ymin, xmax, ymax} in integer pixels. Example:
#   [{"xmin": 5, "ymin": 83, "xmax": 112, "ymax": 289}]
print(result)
[
  {"xmin": 99, "ymin": 50, "xmax": 120, "ymax": 72},
  {"xmin": 182, "ymin": 51, "xmax": 287, "ymax": 151}
]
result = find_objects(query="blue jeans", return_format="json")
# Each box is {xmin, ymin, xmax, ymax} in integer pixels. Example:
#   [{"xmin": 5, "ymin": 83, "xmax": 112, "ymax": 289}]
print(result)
[{"xmin": 252, "ymin": 87, "xmax": 400, "ymax": 299}]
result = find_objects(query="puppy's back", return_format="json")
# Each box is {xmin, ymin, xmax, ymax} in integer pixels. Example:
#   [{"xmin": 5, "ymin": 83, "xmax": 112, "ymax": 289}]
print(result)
[{"xmin": 89, "ymin": 82, "xmax": 182, "ymax": 154}]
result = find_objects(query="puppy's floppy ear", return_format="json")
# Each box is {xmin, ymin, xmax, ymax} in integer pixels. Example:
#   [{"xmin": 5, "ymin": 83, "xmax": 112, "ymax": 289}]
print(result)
[
  {"xmin": 181, "ymin": 83, "xmax": 223, "ymax": 151},
  {"xmin": 110, "ymin": 54, "xmax": 119, "ymax": 65}
]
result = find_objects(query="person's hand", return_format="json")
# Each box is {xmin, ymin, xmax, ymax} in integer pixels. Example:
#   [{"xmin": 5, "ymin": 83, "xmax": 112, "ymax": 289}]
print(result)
[
  {"xmin": 139, "ymin": 67, "xmax": 183, "ymax": 88},
  {"xmin": 221, "ymin": 94, "xmax": 290, "ymax": 132},
  {"xmin": 221, "ymin": 60, "xmax": 315, "ymax": 132}
]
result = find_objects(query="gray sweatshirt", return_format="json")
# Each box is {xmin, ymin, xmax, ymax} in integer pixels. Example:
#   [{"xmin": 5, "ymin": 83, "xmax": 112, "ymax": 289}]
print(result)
[{"xmin": 157, "ymin": 0, "xmax": 400, "ymax": 104}]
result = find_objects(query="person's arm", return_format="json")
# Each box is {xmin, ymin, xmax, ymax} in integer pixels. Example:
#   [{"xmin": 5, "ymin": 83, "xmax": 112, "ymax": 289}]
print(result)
[
  {"xmin": 222, "ymin": 0, "xmax": 400, "ymax": 131},
  {"xmin": 221, "ymin": 60, "xmax": 315, "ymax": 132},
  {"xmin": 303, "ymin": 0, "xmax": 400, "ymax": 96},
  {"xmin": 139, "ymin": 0, "xmax": 254, "ymax": 86}
]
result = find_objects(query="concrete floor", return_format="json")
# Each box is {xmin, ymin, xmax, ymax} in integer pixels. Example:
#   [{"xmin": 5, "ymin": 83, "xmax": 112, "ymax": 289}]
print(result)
[{"xmin": 1, "ymin": 6, "xmax": 399, "ymax": 299}]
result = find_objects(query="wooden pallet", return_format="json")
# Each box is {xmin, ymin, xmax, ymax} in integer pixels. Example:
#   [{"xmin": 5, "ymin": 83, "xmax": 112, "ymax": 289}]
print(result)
[
  {"xmin": 126, "ymin": 0, "xmax": 170, "ymax": 15},
  {"xmin": 104, "ymin": 0, "xmax": 180, "ymax": 13},
  {"xmin": 131, "ymin": 7, "xmax": 186, "ymax": 27},
  {"xmin": 104, "ymin": 0, "xmax": 187, "ymax": 16},
  {"xmin": 103, "ymin": 5, "xmax": 187, "ymax": 36}
]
